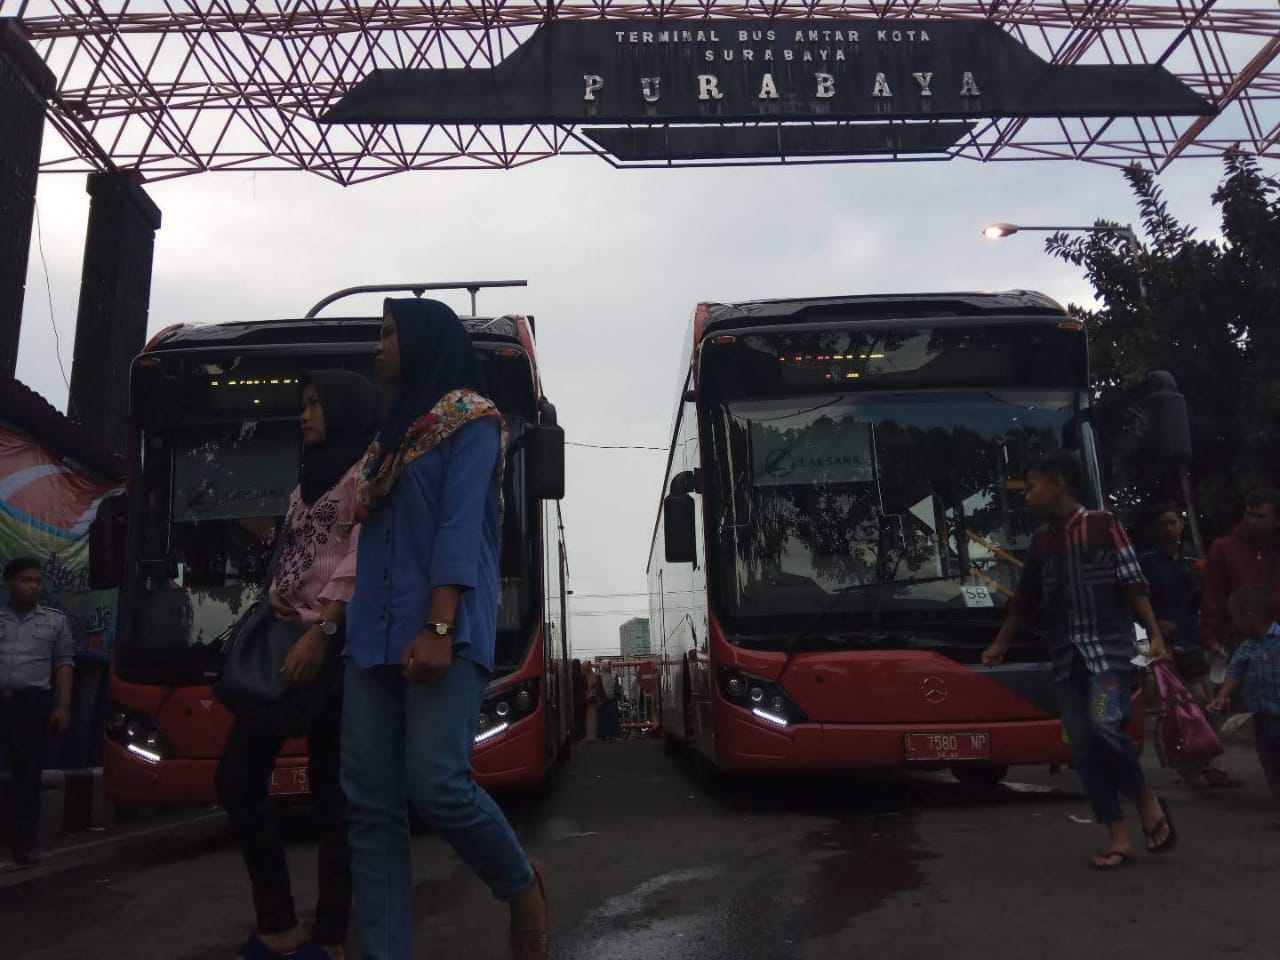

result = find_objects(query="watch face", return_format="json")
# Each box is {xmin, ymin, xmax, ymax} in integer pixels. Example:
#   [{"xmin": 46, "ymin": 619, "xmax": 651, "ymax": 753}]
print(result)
[
  {"xmin": 321, "ymin": 620, "xmax": 339, "ymax": 636},
  {"xmin": 434, "ymin": 623, "xmax": 451, "ymax": 636}
]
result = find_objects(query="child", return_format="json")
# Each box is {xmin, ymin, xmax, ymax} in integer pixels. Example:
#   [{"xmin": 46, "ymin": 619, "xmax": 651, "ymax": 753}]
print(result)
[
  {"xmin": 1208, "ymin": 584, "xmax": 1280, "ymax": 823},
  {"xmin": 984, "ymin": 450, "xmax": 1174, "ymax": 869}
]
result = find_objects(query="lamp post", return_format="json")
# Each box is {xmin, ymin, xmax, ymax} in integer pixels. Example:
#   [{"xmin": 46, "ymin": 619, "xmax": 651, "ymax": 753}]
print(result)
[{"xmin": 982, "ymin": 222, "xmax": 1145, "ymax": 297}]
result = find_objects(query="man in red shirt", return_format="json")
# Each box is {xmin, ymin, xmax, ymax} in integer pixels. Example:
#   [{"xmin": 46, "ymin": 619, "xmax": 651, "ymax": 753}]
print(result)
[{"xmin": 1201, "ymin": 488, "xmax": 1280, "ymax": 658}]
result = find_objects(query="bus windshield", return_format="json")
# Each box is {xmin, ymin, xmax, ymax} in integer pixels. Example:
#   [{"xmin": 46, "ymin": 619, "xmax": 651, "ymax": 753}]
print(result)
[
  {"xmin": 699, "ymin": 323, "xmax": 1093, "ymax": 621},
  {"xmin": 122, "ymin": 351, "xmax": 540, "ymax": 678}
]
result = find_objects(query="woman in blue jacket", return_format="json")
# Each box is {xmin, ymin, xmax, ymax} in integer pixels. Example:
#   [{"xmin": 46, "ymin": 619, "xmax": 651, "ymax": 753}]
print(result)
[{"xmin": 342, "ymin": 298, "xmax": 549, "ymax": 960}]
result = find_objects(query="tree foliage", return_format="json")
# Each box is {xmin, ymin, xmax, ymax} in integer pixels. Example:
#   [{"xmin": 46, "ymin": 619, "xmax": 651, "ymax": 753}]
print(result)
[{"xmin": 1046, "ymin": 151, "xmax": 1280, "ymax": 537}]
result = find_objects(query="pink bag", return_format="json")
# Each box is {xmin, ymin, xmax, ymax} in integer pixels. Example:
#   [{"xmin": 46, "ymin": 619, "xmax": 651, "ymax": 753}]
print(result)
[{"xmin": 1153, "ymin": 661, "xmax": 1224, "ymax": 768}]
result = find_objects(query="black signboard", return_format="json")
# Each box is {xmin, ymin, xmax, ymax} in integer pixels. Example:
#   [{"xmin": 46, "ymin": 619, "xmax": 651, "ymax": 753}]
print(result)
[
  {"xmin": 582, "ymin": 122, "xmax": 975, "ymax": 160},
  {"xmin": 323, "ymin": 19, "xmax": 1213, "ymax": 126}
]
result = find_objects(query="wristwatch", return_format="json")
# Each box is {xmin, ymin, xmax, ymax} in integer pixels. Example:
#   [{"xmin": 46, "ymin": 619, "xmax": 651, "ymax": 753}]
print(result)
[
  {"xmin": 318, "ymin": 618, "xmax": 340, "ymax": 637},
  {"xmin": 425, "ymin": 621, "xmax": 455, "ymax": 637}
]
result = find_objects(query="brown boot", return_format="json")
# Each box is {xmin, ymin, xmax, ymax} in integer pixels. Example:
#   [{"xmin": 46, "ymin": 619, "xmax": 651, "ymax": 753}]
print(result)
[{"xmin": 510, "ymin": 859, "xmax": 550, "ymax": 960}]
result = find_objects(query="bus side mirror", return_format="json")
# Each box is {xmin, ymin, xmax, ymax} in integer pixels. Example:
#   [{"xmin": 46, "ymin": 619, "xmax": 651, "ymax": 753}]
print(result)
[
  {"xmin": 1144, "ymin": 370, "xmax": 1192, "ymax": 464},
  {"xmin": 664, "ymin": 470, "xmax": 699, "ymax": 564},
  {"xmin": 664, "ymin": 494, "xmax": 697, "ymax": 564},
  {"xmin": 527, "ymin": 401, "xmax": 564, "ymax": 501},
  {"xmin": 89, "ymin": 493, "xmax": 128, "ymax": 590}
]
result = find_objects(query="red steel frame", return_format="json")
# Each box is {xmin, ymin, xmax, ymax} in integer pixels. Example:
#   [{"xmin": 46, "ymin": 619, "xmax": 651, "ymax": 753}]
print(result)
[{"xmin": 1, "ymin": 0, "xmax": 1276, "ymax": 182}]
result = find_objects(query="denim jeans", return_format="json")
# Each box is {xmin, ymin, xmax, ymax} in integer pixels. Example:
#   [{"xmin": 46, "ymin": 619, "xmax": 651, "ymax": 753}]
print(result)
[
  {"xmin": 341, "ymin": 659, "xmax": 534, "ymax": 960},
  {"xmin": 1055, "ymin": 658, "xmax": 1146, "ymax": 824}
]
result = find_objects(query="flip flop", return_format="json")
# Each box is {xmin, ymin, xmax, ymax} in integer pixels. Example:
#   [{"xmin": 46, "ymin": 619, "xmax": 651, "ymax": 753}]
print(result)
[
  {"xmin": 1145, "ymin": 796, "xmax": 1179, "ymax": 854},
  {"xmin": 1089, "ymin": 850, "xmax": 1135, "ymax": 870}
]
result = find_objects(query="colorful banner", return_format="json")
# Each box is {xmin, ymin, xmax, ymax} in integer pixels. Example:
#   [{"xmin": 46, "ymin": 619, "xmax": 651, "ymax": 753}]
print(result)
[{"xmin": 0, "ymin": 422, "xmax": 121, "ymax": 659}]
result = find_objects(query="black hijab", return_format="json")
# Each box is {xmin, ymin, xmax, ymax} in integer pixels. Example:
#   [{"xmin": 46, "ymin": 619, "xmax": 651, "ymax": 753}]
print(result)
[
  {"xmin": 298, "ymin": 369, "xmax": 379, "ymax": 505},
  {"xmin": 378, "ymin": 297, "xmax": 487, "ymax": 454}
]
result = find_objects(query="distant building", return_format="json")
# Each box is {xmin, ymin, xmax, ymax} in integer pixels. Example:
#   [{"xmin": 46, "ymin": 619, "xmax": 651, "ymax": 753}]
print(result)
[{"xmin": 619, "ymin": 617, "xmax": 651, "ymax": 658}]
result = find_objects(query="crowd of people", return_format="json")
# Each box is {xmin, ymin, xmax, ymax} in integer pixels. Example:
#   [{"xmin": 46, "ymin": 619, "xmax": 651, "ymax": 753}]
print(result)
[
  {"xmin": 568, "ymin": 660, "xmax": 654, "ymax": 742},
  {"xmin": 986, "ymin": 454, "xmax": 1280, "ymax": 869}
]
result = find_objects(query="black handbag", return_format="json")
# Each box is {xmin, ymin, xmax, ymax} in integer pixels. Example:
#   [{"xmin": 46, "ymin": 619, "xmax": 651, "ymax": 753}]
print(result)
[{"xmin": 212, "ymin": 534, "xmax": 340, "ymax": 734}]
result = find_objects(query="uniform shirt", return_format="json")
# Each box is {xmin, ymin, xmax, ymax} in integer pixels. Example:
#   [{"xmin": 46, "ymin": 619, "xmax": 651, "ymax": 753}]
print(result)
[
  {"xmin": 270, "ymin": 468, "xmax": 362, "ymax": 626},
  {"xmin": 1010, "ymin": 506, "xmax": 1149, "ymax": 679},
  {"xmin": 347, "ymin": 418, "xmax": 501, "ymax": 673},
  {"xmin": 0, "ymin": 604, "xmax": 75, "ymax": 691},
  {"xmin": 1139, "ymin": 547, "xmax": 1200, "ymax": 649},
  {"xmin": 1226, "ymin": 623, "xmax": 1280, "ymax": 717}
]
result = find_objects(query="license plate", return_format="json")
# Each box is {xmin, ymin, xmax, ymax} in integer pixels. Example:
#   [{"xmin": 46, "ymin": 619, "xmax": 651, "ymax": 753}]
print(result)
[
  {"xmin": 269, "ymin": 765, "xmax": 310, "ymax": 796},
  {"xmin": 904, "ymin": 732, "xmax": 990, "ymax": 762}
]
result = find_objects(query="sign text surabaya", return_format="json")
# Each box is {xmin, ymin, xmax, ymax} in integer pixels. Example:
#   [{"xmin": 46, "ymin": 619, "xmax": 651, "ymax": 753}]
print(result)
[
  {"xmin": 584, "ymin": 70, "xmax": 981, "ymax": 105},
  {"xmin": 587, "ymin": 26, "xmax": 981, "ymax": 105}
]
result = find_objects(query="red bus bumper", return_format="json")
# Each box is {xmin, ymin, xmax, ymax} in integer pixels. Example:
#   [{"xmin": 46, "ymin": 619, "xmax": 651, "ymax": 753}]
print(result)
[
  {"xmin": 105, "ymin": 738, "xmax": 309, "ymax": 806},
  {"xmin": 105, "ymin": 713, "xmax": 549, "ymax": 805},
  {"xmin": 472, "ymin": 712, "xmax": 547, "ymax": 789},
  {"xmin": 711, "ymin": 697, "xmax": 1145, "ymax": 773}
]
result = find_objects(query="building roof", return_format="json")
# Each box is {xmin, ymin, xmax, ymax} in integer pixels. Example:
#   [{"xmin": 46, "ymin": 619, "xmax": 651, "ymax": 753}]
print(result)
[{"xmin": 0, "ymin": 378, "xmax": 125, "ymax": 481}]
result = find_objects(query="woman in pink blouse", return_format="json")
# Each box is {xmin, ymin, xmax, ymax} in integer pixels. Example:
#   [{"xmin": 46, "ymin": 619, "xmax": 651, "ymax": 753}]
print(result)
[{"xmin": 216, "ymin": 370, "xmax": 377, "ymax": 960}]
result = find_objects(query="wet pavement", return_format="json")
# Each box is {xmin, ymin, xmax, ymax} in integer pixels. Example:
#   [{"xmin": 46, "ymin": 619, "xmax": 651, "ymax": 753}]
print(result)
[{"xmin": 3, "ymin": 737, "xmax": 1279, "ymax": 960}]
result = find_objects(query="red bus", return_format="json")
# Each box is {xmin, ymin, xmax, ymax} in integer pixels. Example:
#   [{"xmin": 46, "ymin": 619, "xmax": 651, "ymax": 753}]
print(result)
[
  {"xmin": 91, "ymin": 284, "xmax": 571, "ymax": 804},
  {"xmin": 649, "ymin": 291, "xmax": 1143, "ymax": 785}
]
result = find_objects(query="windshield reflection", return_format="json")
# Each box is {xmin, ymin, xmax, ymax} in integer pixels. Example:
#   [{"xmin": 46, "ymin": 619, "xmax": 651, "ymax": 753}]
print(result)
[{"xmin": 709, "ymin": 391, "xmax": 1080, "ymax": 616}]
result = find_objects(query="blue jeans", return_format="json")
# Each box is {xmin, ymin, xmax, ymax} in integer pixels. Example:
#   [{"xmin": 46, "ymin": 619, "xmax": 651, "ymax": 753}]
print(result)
[
  {"xmin": 341, "ymin": 659, "xmax": 534, "ymax": 960},
  {"xmin": 1055, "ymin": 659, "xmax": 1147, "ymax": 824}
]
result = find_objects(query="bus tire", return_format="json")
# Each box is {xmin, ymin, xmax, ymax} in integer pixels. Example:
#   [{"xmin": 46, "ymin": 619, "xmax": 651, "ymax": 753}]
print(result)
[{"xmin": 951, "ymin": 764, "xmax": 1010, "ymax": 788}]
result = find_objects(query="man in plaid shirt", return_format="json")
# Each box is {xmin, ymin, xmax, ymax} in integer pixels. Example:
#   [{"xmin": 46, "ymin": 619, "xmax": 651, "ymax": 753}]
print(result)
[{"xmin": 984, "ymin": 451, "xmax": 1176, "ymax": 870}]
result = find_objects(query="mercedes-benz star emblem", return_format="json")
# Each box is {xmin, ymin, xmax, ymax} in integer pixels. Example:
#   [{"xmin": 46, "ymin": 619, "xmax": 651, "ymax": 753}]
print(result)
[{"xmin": 922, "ymin": 676, "xmax": 949, "ymax": 705}]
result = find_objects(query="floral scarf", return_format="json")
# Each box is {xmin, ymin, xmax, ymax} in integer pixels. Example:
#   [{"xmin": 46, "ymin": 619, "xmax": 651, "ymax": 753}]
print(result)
[{"xmin": 355, "ymin": 388, "xmax": 507, "ymax": 516}]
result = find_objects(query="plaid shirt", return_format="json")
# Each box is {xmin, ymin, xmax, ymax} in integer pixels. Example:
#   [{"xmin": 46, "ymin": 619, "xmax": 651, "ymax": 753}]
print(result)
[
  {"xmin": 1011, "ymin": 506, "xmax": 1149, "ymax": 679},
  {"xmin": 1226, "ymin": 623, "xmax": 1280, "ymax": 717}
]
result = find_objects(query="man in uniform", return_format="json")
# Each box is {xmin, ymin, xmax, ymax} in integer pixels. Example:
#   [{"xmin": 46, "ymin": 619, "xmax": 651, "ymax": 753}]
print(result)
[{"xmin": 1, "ymin": 557, "xmax": 74, "ymax": 867}]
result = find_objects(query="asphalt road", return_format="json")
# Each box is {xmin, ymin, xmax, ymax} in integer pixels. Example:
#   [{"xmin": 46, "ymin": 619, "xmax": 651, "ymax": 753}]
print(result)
[{"xmin": 3, "ymin": 735, "xmax": 1278, "ymax": 960}]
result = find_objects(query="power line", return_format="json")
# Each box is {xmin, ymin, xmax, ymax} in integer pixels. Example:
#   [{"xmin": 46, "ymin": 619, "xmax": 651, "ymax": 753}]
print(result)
[
  {"xmin": 33, "ymin": 199, "xmax": 75, "ymax": 419},
  {"xmin": 567, "ymin": 441, "xmax": 665, "ymax": 451}
]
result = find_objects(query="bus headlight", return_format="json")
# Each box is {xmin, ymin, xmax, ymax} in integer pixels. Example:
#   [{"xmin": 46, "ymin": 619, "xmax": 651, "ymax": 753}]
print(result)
[
  {"xmin": 475, "ymin": 680, "xmax": 540, "ymax": 745},
  {"xmin": 106, "ymin": 705, "xmax": 168, "ymax": 764},
  {"xmin": 716, "ymin": 668, "xmax": 807, "ymax": 728}
]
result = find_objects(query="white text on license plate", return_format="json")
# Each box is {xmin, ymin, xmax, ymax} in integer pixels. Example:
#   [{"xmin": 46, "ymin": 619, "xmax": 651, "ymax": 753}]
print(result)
[
  {"xmin": 904, "ymin": 732, "xmax": 991, "ymax": 761},
  {"xmin": 269, "ymin": 766, "xmax": 310, "ymax": 795}
]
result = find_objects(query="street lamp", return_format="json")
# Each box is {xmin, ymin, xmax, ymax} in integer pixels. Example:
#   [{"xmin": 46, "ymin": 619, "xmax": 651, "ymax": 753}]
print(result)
[
  {"xmin": 982, "ymin": 221, "xmax": 1145, "ymax": 297},
  {"xmin": 981, "ymin": 222, "xmax": 1140, "ymax": 257}
]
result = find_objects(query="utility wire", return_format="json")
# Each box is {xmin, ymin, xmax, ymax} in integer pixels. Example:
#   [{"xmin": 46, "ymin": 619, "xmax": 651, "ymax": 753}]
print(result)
[
  {"xmin": 567, "ymin": 441, "xmax": 665, "ymax": 451},
  {"xmin": 33, "ymin": 200, "xmax": 76, "ymax": 420}
]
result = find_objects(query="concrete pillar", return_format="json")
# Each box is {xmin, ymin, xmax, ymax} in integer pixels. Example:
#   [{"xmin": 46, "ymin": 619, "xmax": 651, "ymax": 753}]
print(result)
[
  {"xmin": 0, "ymin": 22, "xmax": 55, "ymax": 380},
  {"xmin": 68, "ymin": 172, "xmax": 162, "ymax": 452}
]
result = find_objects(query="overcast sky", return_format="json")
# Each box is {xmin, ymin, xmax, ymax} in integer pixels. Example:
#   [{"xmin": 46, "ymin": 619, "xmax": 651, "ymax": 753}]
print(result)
[{"xmin": 15, "ymin": 152, "xmax": 1262, "ymax": 658}]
